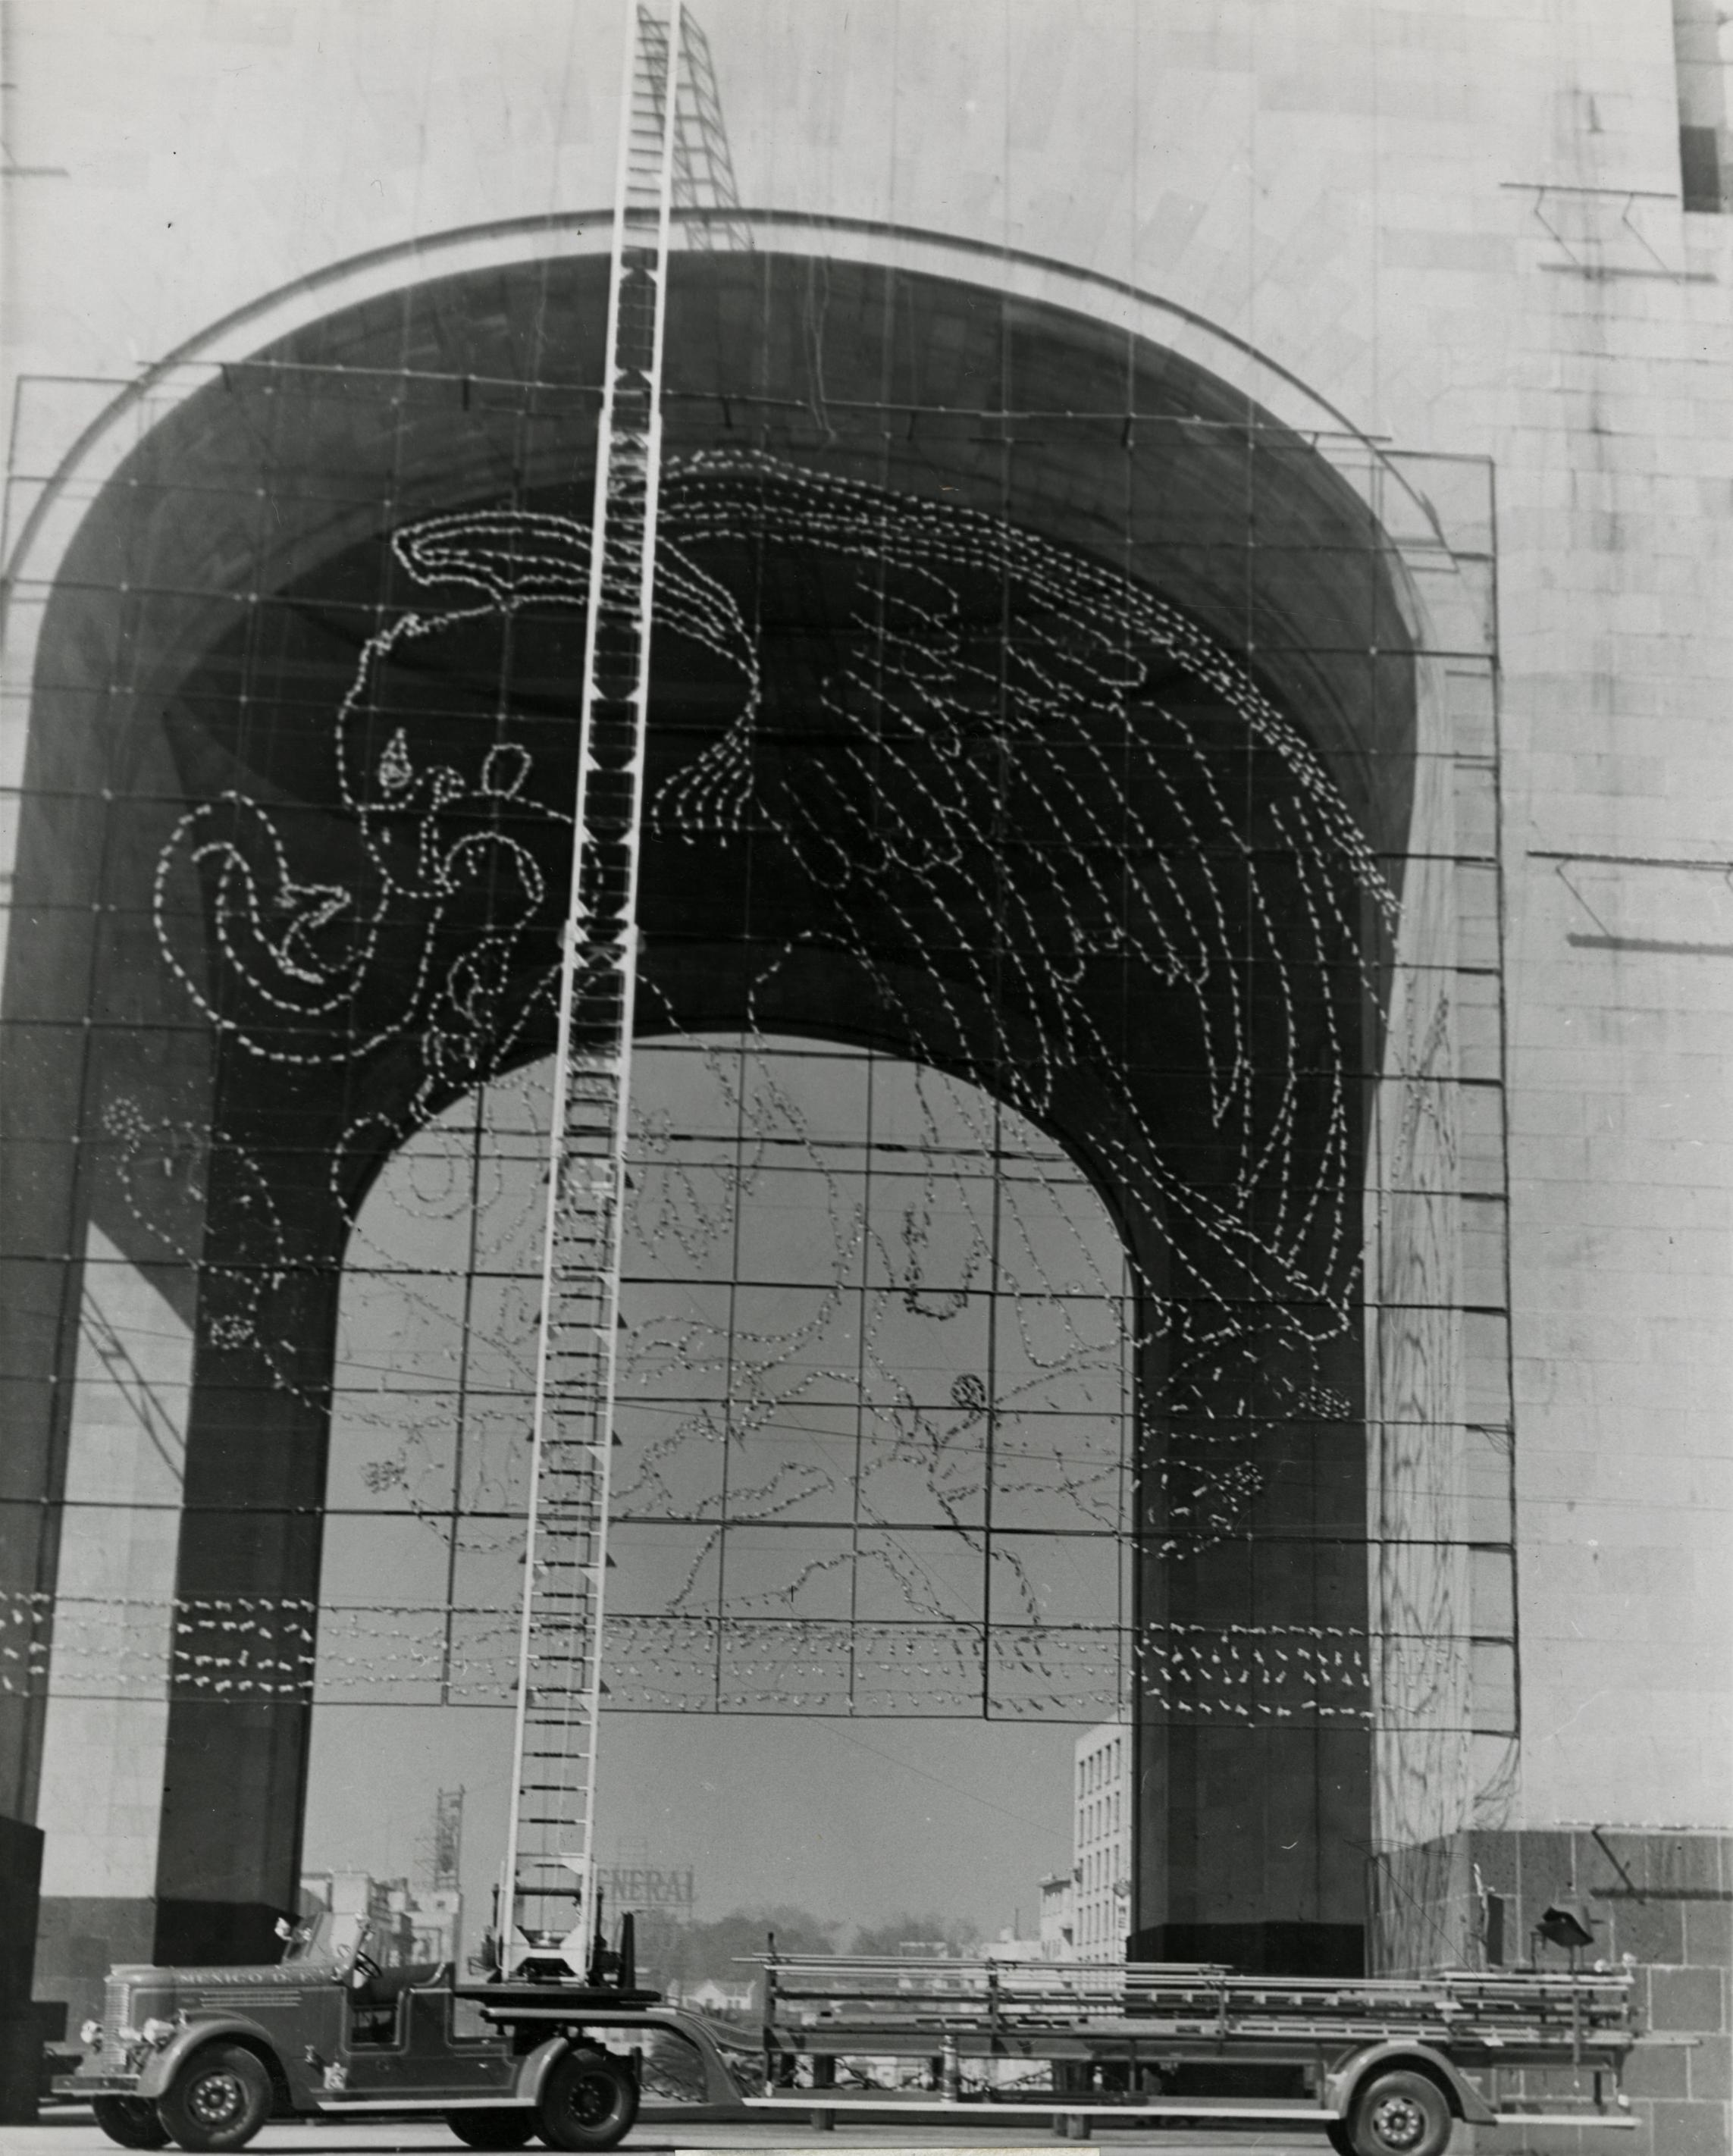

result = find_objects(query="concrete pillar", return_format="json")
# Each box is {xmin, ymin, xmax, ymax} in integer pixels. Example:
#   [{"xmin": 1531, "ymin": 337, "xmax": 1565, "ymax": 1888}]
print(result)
[
  {"xmin": 33, "ymin": 1224, "xmax": 187, "ymax": 2034},
  {"xmin": 0, "ymin": 1815, "xmax": 45, "ymax": 2124}
]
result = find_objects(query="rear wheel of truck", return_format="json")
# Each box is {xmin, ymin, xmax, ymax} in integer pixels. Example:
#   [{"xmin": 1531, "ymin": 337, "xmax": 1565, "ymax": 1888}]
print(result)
[
  {"xmin": 92, "ymin": 2096, "xmax": 172, "ymax": 2148},
  {"xmin": 157, "ymin": 2042, "xmax": 273, "ymax": 2152},
  {"xmin": 1346, "ymin": 2069, "xmax": 1453, "ymax": 2156},
  {"xmin": 447, "ymin": 2108, "xmax": 537, "ymax": 2149},
  {"xmin": 537, "ymin": 2048, "xmax": 638, "ymax": 2151}
]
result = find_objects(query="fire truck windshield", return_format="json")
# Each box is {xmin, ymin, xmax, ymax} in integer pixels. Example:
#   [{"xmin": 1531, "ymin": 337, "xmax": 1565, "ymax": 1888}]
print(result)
[{"xmin": 277, "ymin": 1909, "xmax": 371, "ymax": 1969}]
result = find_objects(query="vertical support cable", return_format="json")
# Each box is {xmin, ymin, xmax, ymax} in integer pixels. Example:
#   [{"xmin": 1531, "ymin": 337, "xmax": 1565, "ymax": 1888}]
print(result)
[{"xmin": 500, "ymin": 0, "xmax": 682, "ymax": 1975}]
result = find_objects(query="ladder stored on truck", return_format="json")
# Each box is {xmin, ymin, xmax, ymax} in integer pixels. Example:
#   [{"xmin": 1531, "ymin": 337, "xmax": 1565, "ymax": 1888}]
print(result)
[
  {"xmin": 747, "ymin": 1954, "xmax": 1662, "ymax": 2154},
  {"xmin": 499, "ymin": 0, "xmax": 684, "ymax": 1977},
  {"xmin": 757, "ymin": 1953, "xmax": 1643, "ymax": 2048}
]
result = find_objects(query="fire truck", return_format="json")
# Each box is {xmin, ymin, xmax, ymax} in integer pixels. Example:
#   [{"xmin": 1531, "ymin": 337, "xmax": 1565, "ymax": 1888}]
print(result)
[{"xmin": 58, "ymin": 1926, "xmax": 1672, "ymax": 2156}]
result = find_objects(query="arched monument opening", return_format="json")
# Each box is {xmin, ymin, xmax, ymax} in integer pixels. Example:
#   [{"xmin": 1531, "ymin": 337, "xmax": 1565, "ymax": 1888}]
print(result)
[
  {"xmin": 308, "ymin": 1030, "xmax": 1138, "ymax": 1948},
  {"xmin": 2, "ymin": 242, "xmax": 1436, "ymax": 2015}
]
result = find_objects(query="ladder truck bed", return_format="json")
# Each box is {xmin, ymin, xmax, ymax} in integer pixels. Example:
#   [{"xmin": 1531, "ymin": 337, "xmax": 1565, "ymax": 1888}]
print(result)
[{"xmin": 747, "ymin": 1954, "xmax": 1676, "ymax": 2155}]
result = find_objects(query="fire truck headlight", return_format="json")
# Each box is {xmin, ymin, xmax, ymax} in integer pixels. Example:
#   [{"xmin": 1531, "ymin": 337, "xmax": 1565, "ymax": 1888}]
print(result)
[
  {"xmin": 79, "ymin": 2020, "xmax": 102, "ymax": 2050},
  {"xmin": 141, "ymin": 2020, "xmax": 176, "ymax": 2048}
]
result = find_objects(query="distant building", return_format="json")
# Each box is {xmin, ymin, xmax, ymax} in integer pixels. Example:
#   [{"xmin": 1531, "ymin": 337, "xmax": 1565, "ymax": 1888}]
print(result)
[
  {"xmin": 1039, "ymin": 1871, "xmax": 1076, "ymax": 1963},
  {"xmin": 982, "ymin": 1928, "xmax": 1045, "ymax": 1962},
  {"xmin": 299, "ymin": 1869, "xmax": 462, "ymax": 1970},
  {"xmin": 675, "ymin": 1976, "xmax": 755, "ymax": 2017},
  {"xmin": 396, "ymin": 1884, "xmax": 462, "ymax": 1965},
  {"xmin": 1073, "ymin": 1722, "xmax": 1130, "ymax": 1963}
]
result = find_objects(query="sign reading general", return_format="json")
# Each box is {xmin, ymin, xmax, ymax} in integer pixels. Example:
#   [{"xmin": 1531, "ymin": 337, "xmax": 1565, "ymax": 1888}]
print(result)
[{"xmin": 598, "ymin": 1864, "xmax": 696, "ymax": 1913}]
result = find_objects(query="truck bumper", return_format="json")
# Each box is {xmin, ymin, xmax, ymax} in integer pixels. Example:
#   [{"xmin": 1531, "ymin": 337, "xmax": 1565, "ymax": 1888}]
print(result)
[{"xmin": 55, "ymin": 2074, "xmax": 143, "ymax": 2098}]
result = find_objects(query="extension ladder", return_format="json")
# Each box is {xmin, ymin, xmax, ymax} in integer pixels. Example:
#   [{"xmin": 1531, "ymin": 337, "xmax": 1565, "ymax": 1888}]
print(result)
[{"xmin": 500, "ymin": 0, "xmax": 684, "ymax": 1976}]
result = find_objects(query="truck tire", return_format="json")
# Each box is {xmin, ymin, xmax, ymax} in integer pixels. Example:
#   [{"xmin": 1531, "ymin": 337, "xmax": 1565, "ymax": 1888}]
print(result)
[
  {"xmin": 92, "ymin": 2096, "xmax": 173, "ymax": 2149},
  {"xmin": 537, "ymin": 2048, "xmax": 638, "ymax": 2152},
  {"xmin": 156, "ymin": 2042, "xmax": 273, "ymax": 2152},
  {"xmin": 447, "ymin": 2109, "xmax": 537, "ymax": 2149},
  {"xmin": 1346, "ymin": 2068, "xmax": 1453, "ymax": 2156}
]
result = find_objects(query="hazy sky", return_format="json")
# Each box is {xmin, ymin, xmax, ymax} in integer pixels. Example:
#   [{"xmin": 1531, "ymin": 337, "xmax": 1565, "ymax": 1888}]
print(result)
[{"xmin": 305, "ymin": 1703, "xmax": 1080, "ymax": 1943}]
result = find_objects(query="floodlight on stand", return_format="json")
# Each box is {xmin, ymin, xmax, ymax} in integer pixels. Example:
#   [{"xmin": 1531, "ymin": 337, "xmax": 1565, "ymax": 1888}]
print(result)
[
  {"xmin": 1537, "ymin": 1899, "xmax": 1597, "ymax": 1951},
  {"xmin": 1535, "ymin": 1896, "xmax": 1599, "ymax": 1968}
]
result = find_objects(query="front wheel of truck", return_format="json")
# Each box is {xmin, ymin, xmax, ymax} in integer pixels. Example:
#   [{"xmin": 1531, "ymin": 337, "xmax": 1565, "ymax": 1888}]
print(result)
[
  {"xmin": 92, "ymin": 2096, "xmax": 172, "ymax": 2148},
  {"xmin": 157, "ymin": 2042, "xmax": 272, "ymax": 2152},
  {"xmin": 447, "ymin": 2108, "xmax": 537, "ymax": 2149},
  {"xmin": 537, "ymin": 2048, "xmax": 638, "ymax": 2152}
]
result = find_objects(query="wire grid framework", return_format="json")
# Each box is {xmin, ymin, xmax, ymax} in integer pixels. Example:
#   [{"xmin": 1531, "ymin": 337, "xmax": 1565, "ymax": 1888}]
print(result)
[
  {"xmin": 186, "ymin": 453, "xmax": 1441, "ymax": 1712},
  {"xmin": 287, "ymin": 438, "xmax": 1411, "ymax": 1740},
  {"xmin": 323, "ymin": 1032, "xmax": 1142, "ymax": 1722},
  {"xmin": 0, "ymin": 253, "xmax": 1514, "ymax": 1874},
  {"xmin": 3, "ymin": 450, "xmax": 1500, "ymax": 1733}
]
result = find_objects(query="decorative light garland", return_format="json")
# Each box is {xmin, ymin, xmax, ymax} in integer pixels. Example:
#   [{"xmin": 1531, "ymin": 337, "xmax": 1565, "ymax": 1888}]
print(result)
[{"xmin": 61, "ymin": 451, "xmax": 1474, "ymax": 1729}]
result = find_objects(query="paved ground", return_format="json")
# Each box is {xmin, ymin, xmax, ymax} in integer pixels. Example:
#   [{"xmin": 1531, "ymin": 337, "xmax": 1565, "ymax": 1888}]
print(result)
[{"xmin": 5, "ymin": 2114, "xmax": 1346, "ymax": 2156}]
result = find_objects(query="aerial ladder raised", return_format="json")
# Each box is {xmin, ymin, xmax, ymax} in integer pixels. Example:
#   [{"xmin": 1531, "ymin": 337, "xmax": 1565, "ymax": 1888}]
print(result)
[{"xmin": 498, "ymin": 0, "xmax": 686, "ymax": 1982}]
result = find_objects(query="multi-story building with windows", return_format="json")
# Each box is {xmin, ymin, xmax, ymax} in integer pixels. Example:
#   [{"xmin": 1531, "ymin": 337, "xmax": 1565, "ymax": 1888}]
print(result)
[
  {"xmin": 1073, "ymin": 1725, "xmax": 1130, "ymax": 1965},
  {"xmin": 1038, "ymin": 1871, "xmax": 1076, "ymax": 1965}
]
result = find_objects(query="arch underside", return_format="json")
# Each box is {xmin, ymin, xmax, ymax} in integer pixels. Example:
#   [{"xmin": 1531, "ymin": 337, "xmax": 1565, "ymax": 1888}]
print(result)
[
  {"xmin": 1, "ymin": 249, "xmax": 1418, "ymax": 1980},
  {"xmin": 323, "ymin": 1029, "xmax": 1144, "ymax": 1721}
]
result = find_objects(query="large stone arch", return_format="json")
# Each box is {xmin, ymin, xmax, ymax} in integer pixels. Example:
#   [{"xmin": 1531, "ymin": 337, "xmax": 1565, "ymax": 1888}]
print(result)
[{"xmin": 1, "ymin": 236, "xmax": 1422, "ymax": 2000}]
